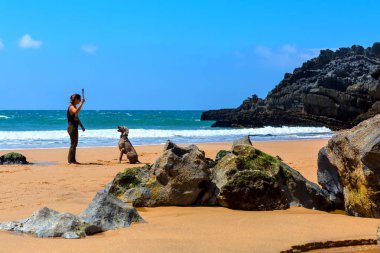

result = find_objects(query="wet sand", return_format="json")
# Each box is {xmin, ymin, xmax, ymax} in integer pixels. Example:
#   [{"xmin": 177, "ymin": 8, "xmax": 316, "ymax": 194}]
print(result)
[
  {"xmin": 310, "ymin": 245, "xmax": 379, "ymax": 253},
  {"xmin": 0, "ymin": 140, "xmax": 379, "ymax": 253}
]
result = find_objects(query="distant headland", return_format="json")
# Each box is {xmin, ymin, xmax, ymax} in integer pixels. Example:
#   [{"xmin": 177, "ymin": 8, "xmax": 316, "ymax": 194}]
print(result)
[{"xmin": 202, "ymin": 43, "xmax": 380, "ymax": 130}]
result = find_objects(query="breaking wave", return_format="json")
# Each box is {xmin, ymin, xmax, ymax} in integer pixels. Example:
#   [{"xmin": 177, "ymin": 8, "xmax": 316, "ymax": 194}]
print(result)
[{"xmin": 0, "ymin": 126, "xmax": 332, "ymax": 149}]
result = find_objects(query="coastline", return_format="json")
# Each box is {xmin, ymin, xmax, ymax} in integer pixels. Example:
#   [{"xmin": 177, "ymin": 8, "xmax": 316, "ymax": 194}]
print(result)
[
  {"xmin": 0, "ymin": 139, "xmax": 378, "ymax": 253},
  {"xmin": 0, "ymin": 137, "xmax": 332, "ymax": 151}
]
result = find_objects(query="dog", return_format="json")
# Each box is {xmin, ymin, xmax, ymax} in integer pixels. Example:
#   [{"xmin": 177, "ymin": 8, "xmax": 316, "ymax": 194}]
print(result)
[{"xmin": 117, "ymin": 126, "xmax": 139, "ymax": 164}]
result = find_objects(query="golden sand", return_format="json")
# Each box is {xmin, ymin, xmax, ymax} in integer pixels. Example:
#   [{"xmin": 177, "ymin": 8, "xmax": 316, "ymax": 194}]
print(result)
[{"xmin": 0, "ymin": 140, "xmax": 378, "ymax": 253}]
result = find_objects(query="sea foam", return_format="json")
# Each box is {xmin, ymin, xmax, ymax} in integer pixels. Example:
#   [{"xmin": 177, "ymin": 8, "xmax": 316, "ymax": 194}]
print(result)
[{"xmin": 0, "ymin": 126, "xmax": 331, "ymax": 141}]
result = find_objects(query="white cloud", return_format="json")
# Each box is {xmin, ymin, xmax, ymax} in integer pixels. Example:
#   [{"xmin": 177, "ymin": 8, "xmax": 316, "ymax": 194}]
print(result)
[
  {"xmin": 81, "ymin": 44, "xmax": 98, "ymax": 54},
  {"xmin": 0, "ymin": 39, "xmax": 4, "ymax": 50},
  {"xmin": 281, "ymin": 44, "xmax": 298, "ymax": 54},
  {"xmin": 254, "ymin": 45, "xmax": 273, "ymax": 58},
  {"xmin": 19, "ymin": 34, "xmax": 42, "ymax": 49},
  {"xmin": 253, "ymin": 44, "xmax": 326, "ymax": 68}
]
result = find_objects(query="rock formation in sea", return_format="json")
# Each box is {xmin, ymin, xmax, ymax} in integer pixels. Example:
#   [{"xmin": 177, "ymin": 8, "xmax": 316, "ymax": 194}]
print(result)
[
  {"xmin": 0, "ymin": 152, "xmax": 28, "ymax": 165},
  {"xmin": 317, "ymin": 114, "xmax": 380, "ymax": 218},
  {"xmin": 201, "ymin": 43, "xmax": 380, "ymax": 130}
]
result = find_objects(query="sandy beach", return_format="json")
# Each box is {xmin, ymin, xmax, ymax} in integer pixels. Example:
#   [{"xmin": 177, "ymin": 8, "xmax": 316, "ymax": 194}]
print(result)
[{"xmin": 0, "ymin": 139, "xmax": 379, "ymax": 253}]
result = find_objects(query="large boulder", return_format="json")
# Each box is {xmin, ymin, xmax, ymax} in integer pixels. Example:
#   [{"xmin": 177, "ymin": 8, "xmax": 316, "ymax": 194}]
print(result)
[
  {"xmin": 109, "ymin": 141, "xmax": 213, "ymax": 206},
  {"xmin": 317, "ymin": 148, "xmax": 344, "ymax": 209},
  {"xmin": 79, "ymin": 185, "xmax": 143, "ymax": 231},
  {"xmin": 0, "ymin": 186, "xmax": 143, "ymax": 238},
  {"xmin": 109, "ymin": 138, "xmax": 334, "ymax": 211},
  {"xmin": 212, "ymin": 137, "xmax": 334, "ymax": 211},
  {"xmin": 0, "ymin": 207, "xmax": 93, "ymax": 239},
  {"xmin": 0, "ymin": 152, "xmax": 28, "ymax": 165},
  {"xmin": 317, "ymin": 115, "xmax": 380, "ymax": 217}
]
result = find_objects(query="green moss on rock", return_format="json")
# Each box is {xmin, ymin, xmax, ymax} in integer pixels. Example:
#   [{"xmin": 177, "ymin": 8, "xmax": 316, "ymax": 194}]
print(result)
[
  {"xmin": 4, "ymin": 152, "xmax": 24, "ymax": 159},
  {"xmin": 235, "ymin": 147, "xmax": 281, "ymax": 173},
  {"xmin": 0, "ymin": 152, "xmax": 28, "ymax": 165},
  {"xmin": 109, "ymin": 166, "xmax": 148, "ymax": 197},
  {"xmin": 215, "ymin": 150, "xmax": 230, "ymax": 162}
]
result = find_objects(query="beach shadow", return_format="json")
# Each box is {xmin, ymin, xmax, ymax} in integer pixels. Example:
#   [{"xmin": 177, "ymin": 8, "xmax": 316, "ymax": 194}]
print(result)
[
  {"xmin": 32, "ymin": 162, "xmax": 57, "ymax": 166},
  {"xmin": 73, "ymin": 162, "xmax": 105, "ymax": 166},
  {"xmin": 119, "ymin": 162, "xmax": 150, "ymax": 166}
]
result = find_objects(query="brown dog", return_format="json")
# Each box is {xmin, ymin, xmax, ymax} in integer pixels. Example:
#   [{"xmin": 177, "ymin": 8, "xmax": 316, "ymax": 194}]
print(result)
[{"xmin": 117, "ymin": 126, "xmax": 139, "ymax": 164}]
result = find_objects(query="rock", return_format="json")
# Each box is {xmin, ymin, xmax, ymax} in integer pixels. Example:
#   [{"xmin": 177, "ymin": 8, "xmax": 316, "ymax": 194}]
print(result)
[
  {"xmin": 317, "ymin": 115, "xmax": 380, "ymax": 217},
  {"xmin": 371, "ymin": 67, "xmax": 380, "ymax": 80},
  {"xmin": 212, "ymin": 137, "xmax": 334, "ymax": 211},
  {"xmin": 79, "ymin": 186, "xmax": 143, "ymax": 231},
  {"xmin": 108, "ymin": 138, "xmax": 334, "ymax": 211},
  {"xmin": 109, "ymin": 141, "xmax": 213, "ymax": 206},
  {"xmin": 201, "ymin": 43, "xmax": 380, "ymax": 130},
  {"xmin": 0, "ymin": 185, "xmax": 143, "ymax": 238},
  {"xmin": 0, "ymin": 207, "xmax": 90, "ymax": 239},
  {"xmin": 215, "ymin": 150, "xmax": 231, "ymax": 162},
  {"xmin": 317, "ymin": 148, "xmax": 344, "ymax": 209},
  {"xmin": 0, "ymin": 152, "xmax": 28, "ymax": 165},
  {"xmin": 377, "ymin": 226, "xmax": 380, "ymax": 245},
  {"xmin": 232, "ymin": 135, "xmax": 252, "ymax": 150}
]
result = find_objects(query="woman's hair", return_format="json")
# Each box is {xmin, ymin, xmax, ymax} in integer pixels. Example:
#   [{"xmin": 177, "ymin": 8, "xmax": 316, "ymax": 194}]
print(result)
[{"xmin": 70, "ymin": 94, "xmax": 81, "ymax": 105}]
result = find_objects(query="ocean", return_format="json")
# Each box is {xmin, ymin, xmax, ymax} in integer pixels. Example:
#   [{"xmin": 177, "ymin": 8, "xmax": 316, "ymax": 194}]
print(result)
[{"xmin": 0, "ymin": 110, "xmax": 333, "ymax": 149}]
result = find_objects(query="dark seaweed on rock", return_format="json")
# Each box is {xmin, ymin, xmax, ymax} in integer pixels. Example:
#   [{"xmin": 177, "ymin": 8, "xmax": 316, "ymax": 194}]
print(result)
[{"xmin": 202, "ymin": 43, "xmax": 380, "ymax": 130}]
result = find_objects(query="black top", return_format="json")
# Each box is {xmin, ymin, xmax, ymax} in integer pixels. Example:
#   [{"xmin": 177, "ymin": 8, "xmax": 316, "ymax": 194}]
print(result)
[{"xmin": 67, "ymin": 107, "xmax": 79, "ymax": 127}]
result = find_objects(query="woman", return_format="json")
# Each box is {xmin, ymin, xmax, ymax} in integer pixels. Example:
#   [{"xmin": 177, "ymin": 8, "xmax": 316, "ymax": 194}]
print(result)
[{"xmin": 67, "ymin": 93, "xmax": 85, "ymax": 164}]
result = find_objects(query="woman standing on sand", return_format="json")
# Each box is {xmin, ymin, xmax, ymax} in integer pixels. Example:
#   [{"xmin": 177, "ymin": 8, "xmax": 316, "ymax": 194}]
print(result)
[{"xmin": 67, "ymin": 94, "xmax": 85, "ymax": 164}]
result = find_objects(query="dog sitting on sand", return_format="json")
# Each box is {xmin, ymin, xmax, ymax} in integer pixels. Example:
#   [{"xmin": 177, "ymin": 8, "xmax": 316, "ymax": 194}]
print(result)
[{"xmin": 117, "ymin": 126, "xmax": 139, "ymax": 164}]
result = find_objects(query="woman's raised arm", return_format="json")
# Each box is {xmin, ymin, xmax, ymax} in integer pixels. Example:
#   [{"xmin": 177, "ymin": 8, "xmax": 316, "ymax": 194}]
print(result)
[{"xmin": 69, "ymin": 98, "xmax": 85, "ymax": 115}]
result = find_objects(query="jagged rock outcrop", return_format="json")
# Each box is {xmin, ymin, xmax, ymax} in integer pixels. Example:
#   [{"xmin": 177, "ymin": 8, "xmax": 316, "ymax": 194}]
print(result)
[
  {"xmin": 0, "ymin": 152, "xmax": 28, "ymax": 165},
  {"xmin": 317, "ymin": 115, "xmax": 380, "ymax": 217},
  {"xmin": 109, "ymin": 138, "xmax": 334, "ymax": 211},
  {"xmin": 202, "ymin": 43, "xmax": 380, "ymax": 130},
  {"xmin": 212, "ymin": 137, "xmax": 334, "ymax": 210},
  {"xmin": 109, "ymin": 141, "xmax": 213, "ymax": 206},
  {"xmin": 79, "ymin": 186, "xmax": 143, "ymax": 231},
  {"xmin": 0, "ymin": 185, "xmax": 143, "ymax": 238},
  {"xmin": 0, "ymin": 207, "xmax": 95, "ymax": 239}
]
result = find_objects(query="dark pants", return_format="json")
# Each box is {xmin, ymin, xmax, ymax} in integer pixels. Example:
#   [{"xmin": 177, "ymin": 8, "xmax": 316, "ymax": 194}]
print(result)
[{"xmin": 67, "ymin": 125, "xmax": 78, "ymax": 163}]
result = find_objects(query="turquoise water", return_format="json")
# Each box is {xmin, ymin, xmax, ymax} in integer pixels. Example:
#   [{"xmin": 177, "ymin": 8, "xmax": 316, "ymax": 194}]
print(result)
[
  {"xmin": 0, "ymin": 110, "xmax": 211, "ymax": 131},
  {"xmin": 0, "ymin": 110, "xmax": 332, "ymax": 149}
]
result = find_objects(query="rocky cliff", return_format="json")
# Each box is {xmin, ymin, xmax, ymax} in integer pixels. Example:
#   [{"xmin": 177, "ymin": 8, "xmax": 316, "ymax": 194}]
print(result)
[{"xmin": 201, "ymin": 43, "xmax": 380, "ymax": 130}]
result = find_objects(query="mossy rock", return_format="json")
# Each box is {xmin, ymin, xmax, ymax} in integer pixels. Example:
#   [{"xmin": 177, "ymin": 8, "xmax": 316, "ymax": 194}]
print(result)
[
  {"xmin": 235, "ymin": 148, "xmax": 281, "ymax": 173},
  {"xmin": 212, "ymin": 141, "xmax": 333, "ymax": 211},
  {"xmin": 219, "ymin": 170, "xmax": 288, "ymax": 210},
  {"xmin": 0, "ymin": 152, "xmax": 28, "ymax": 165},
  {"xmin": 215, "ymin": 146, "xmax": 288, "ymax": 210},
  {"xmin": 215, "ymin": 150, "xmax": 231, "ymax": 162},
  {"xmin": 109, "ymin": 165, "xmax": 151, "ymax": 197}
]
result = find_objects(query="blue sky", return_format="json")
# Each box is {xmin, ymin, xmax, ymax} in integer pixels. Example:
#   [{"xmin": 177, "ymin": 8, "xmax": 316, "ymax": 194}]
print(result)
[{"xmin": 0, "ymin": 0, "xmax": 378, "ymax": 110}]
